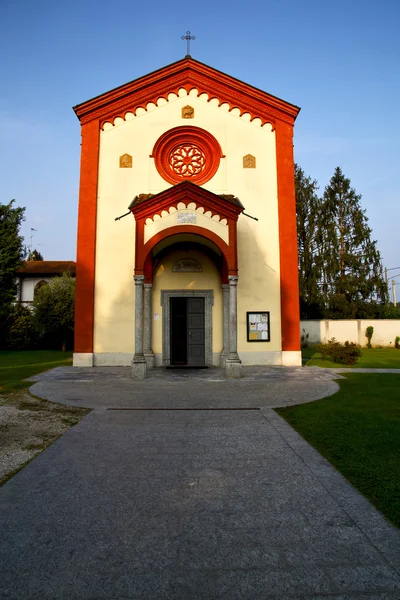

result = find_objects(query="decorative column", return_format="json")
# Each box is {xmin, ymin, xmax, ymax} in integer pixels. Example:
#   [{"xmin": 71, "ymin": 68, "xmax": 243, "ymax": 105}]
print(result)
[
  {"xmin": 220, "ymin": 284, "xmax": 229, "ymax": 367},
  {"xmin": 225, "ymin": 275, "xmax": 242, "ymax": 378},
  {"xmin": 131, "ymin": 275, "xmax": 147, "ymax": 379},
  {"xmin": 143, "ymin": 283, "xmax": 155, "ymax": 368}
]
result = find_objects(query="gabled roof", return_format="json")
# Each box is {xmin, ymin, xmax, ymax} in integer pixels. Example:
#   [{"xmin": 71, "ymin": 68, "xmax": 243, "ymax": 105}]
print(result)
[
  {"xmin": 73, "ymin": 56, "xmax": 300, "ymax": 128},
  {"xmin": 128, "ymin": 181, "xmax": 244, "ymax": 222},
  {"xmin": 18, "ymin": 261, "xmax": 76, "ymax": 276}
]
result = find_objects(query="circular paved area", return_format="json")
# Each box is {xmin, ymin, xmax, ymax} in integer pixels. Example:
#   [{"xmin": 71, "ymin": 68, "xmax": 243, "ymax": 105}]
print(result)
[{"xmin": 30, "ymin": 366, "xmax": 343, "ymax": 409}]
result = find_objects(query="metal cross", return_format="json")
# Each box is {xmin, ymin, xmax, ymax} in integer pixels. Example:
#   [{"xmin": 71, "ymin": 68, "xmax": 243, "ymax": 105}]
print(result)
[{"xmin": 181, "ymin": 31, "xmax": 195, "ymax": 56}]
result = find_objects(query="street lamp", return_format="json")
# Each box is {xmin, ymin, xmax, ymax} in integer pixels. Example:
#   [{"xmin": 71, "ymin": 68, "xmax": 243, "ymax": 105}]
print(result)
[
  {"xmin": 391, "ymin": 273, "xmax": 400, "ymax": 307},
  {"xmin": 385, "ymin": 267, "xmax": 400, "ymax": 303}
]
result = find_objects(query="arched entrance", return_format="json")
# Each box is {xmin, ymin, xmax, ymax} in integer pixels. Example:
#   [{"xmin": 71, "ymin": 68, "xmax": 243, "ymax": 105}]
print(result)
[
  {"xmin": 129, "ymin": 182, "xmax": 244, "ymax": 378},
  {"xmin": 151, "ymin": 238, "xmax": 225, "ymax": 368}
]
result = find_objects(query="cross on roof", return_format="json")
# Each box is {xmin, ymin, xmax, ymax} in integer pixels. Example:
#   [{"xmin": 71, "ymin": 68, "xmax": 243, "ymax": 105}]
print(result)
[{"xmin": 181, "ymin": 31, "xmax": 195, "ymax": 57}]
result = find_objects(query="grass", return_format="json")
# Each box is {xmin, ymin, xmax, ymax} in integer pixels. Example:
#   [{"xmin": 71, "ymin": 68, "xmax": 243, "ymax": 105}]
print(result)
[
  {"xmin": 0, "ymin": 350, "xmax": 72, "ymax": 393},
  {"xmin": 302, "ymin": 346, "xmax": 400, "ymax": 368},
  {"xmin": 276, "ymin": 373, "xmax": 400, "ymax": 528}
]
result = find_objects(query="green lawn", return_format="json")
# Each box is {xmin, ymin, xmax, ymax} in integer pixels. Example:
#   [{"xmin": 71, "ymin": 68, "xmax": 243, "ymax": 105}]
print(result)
[
  {"xmin": 277, "ymin": 373, "xmax": 400, "ymax": 528},
  {"xmin": 0, "ymin": 350, "xmax": 72, "ymax": 393},
  {"xmin": 302, "ymin": 346, "xmax": 400, "ymax": 368}
]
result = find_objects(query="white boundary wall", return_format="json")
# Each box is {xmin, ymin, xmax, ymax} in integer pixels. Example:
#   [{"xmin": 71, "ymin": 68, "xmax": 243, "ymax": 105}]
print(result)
[{"xmin": 301, "ymin": 320, "xmax": 400, "ymax": 347}]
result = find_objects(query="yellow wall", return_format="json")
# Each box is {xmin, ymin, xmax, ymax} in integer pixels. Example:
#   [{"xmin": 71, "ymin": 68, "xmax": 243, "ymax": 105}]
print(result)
[{"xmin": 94, "ymin": 89, "xmax": 281, "ymax": 361}]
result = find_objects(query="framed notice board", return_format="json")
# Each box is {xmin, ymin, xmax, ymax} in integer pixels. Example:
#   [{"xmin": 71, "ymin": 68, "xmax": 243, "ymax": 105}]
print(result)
[{"xmin": 246, "ymin": 312, "xmax": 270, "ymax": 342}]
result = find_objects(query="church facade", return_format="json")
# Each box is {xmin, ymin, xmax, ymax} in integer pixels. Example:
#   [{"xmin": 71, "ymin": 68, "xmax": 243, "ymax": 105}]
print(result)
[{"xmin": 73, "ymin": 57, "xmax": 301, "ymax": 376}]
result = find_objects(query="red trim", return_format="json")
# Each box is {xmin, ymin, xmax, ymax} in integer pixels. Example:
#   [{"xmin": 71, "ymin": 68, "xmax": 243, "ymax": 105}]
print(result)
[
  {"xmin": 74, "ymin": 120, "xmax": 100, "ymax": 353},
  {"xmin": 73, "ymin": 57, "xmax": 300, "ymax": 128},
  {"xmin": 151, "ymin": 126, "xmax": 223, "ymax": 185},
  {"xmin": 131, "ymin": 182, "xmax": 241, "ymax": 279},
  {"xmin": 276, "ymin": 120, "xmax": 300, "ymax": 352},
  {"xmin": 137, "ymin": 225, "xmax": 237, "ymax": 277},
  {"xmin": 130, "ymin": 181, "xmax": 243, "ymax": 222}
]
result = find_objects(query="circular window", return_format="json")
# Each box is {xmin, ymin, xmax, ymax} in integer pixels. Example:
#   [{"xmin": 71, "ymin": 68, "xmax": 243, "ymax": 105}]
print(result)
[{"xmin": 152, "ymin": 126, "xmax": 223, "ymax": 185}]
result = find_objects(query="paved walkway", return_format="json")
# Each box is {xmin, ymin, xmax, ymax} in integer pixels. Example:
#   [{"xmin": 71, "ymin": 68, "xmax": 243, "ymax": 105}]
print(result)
[
  {"xmin": 1, "ymin": 366, "xmax": 399, "ymax": 599},
  {"xmin": 29, "ymin": 365, "xmax": 344, "ymax": 409}
]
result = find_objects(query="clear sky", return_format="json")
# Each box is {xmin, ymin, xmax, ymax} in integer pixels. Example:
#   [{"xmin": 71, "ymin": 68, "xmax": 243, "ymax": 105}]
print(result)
[{"xmin": 1, "ymin": 0, "xmax": 399, "ymax": 284}]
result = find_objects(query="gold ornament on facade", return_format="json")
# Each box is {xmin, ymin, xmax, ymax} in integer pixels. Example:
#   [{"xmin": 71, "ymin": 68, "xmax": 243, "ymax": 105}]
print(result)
[
  {"xmin": 119, "ymin": 154, "xmax": 132, "ymax": 168},
  {"xmin": 182, "ymin": 105, "xmax": 195, "ymax": 119},
  {"xmin": 243, "ymin": 154, "xmax": 256, "ymax": 169}
]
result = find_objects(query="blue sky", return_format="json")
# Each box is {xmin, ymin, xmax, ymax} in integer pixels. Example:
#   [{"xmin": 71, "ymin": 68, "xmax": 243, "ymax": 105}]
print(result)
[{"xmin": 1, "ymin": 0, "xmax": 399, "ymax": 287}]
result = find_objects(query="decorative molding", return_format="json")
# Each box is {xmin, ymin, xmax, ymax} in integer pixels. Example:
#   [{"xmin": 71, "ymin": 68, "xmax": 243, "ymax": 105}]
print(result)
[
  {"xmin": 129, "ymin": 181, "xmax": 243, "ymax": 223},
  {"xmin": 73, "ymin": 57, "xmax": 300, "ymax": 129},
  {"xmin": 243, "ymin": 154, "xmax": 256, "ymax": 168},
  {"xmin": 119, "ymin": 153, "xmax": 132, "ymax": 168},
  {"xmin": 176, "ymin": 211, "xmax": 196, "ymax": 224},
  {"xmin": 151, "ymin": 126, "xmax": 223, "ymax": 185},
  {"xmin": 172, "ymin": 258, "xmax": 202, "ymax": 272},
  {"xmin": 182, "ymin": 105, "xmax": 194, "ymax": 118}
]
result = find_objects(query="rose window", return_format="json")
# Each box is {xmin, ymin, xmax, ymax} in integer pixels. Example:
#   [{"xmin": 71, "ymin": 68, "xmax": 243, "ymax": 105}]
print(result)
[
  {"xmin": 169, "ymin": 144, "xmax": 206, "ymax": 178},
  {"xmin": 152, "ymin": 126, "xmax": 223, "ymax": 185}
]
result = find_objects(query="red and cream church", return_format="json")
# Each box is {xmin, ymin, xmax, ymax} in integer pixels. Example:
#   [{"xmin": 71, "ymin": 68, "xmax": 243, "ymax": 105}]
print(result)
[{"xmin": 73, "ymin": 56, "xmax": 301, "ymax": 377}]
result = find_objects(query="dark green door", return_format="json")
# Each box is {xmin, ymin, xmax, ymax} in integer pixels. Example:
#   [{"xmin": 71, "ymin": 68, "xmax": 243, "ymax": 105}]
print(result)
[
  {"xmin": 170, "ymin": 297, "xmax": 205, "ymax": 366},
  {"xmin": 187, "ymin": 297, "xmax": 205, "ymax": 366}
]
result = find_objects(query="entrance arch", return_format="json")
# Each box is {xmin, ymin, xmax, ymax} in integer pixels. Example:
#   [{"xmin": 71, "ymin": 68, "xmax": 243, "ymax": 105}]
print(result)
[{"xmin": 129, "ymin": 181, "xmax": 244, "ymax": 378}]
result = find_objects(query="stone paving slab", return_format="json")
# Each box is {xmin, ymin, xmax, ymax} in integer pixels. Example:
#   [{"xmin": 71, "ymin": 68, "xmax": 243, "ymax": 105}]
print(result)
[
  {"xmin": 0, "ymin": 407, "xmax": 399, "ymax": 599},
  {"xmin": 29, "ymin": 365, "xmax": 343, "ymax": 409}
]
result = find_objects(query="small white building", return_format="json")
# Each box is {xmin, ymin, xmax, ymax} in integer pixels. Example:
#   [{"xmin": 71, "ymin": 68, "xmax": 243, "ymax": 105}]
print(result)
[{"xmin": 17, "ymin": 261, "xmax": 76, "ymax": 304}]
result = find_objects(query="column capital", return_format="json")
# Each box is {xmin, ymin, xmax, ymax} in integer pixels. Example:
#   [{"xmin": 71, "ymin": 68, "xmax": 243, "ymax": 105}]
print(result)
[
  {"xmin": 134, "ymin": 275, "xmax": 145, "ymax": 284},
  {"xmin": 144, "ymin": 282, "xmax": 153, "ymax": 289},
  {"xmin": 228, "ymin": 275, "xmax": 239, "ymax": 285},
  {"xmin": 222, "ymin": 283, "xmax": 230, "ymax": 291}
]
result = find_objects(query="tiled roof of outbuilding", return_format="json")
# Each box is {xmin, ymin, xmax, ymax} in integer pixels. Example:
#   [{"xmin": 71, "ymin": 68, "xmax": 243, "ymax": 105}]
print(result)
[{"xmin": 18, "ymin": 261, "xmax": 76, "ymax": 276}]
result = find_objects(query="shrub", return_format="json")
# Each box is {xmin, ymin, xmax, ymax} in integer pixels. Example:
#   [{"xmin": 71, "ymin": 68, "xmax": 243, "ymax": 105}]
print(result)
[
  {"xmin": 395, "ymin": 336, "xmax": 400, "ymax": 350},
  {"xmin": 6, "ymin": 304, "xmax": 37, "ymax": 349},
  {"xmin": 365, "ymin": 326, "xmax": 374, "ymax": 349},
  {"xmin": 316, "ymin": 338, "xmax": 361, "ymax": 365}
]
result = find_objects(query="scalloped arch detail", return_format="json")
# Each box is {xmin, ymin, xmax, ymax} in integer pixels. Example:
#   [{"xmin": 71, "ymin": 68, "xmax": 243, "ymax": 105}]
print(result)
[
  {"xmin": 99, "ymin": 87, "xmax": 276, "ymax": 131},
  {"xmin": 144, "ymin": 203, "xmax": 228, "ymax": 223}
]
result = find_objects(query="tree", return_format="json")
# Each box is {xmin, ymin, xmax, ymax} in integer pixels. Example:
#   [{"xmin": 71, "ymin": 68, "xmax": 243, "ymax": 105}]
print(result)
[
  {"xmin": 295, "ymin": 165, "xmax": 324, "ymax": 318},
  {"xmin": 0, "ymin": 200, "xmax": 25, "ymax": 346},
  {"xmin": 33, "ymin": 271, "xmax": 75, "ymax": 351},
  {"xmin": 319, "ymin": 167, "xmax": 387, "ymax": 317},
  {"xmin": 27, "ymin": 249, "xmax": 43, "ymax": 261},
  {"xmin": 6, "ymin": 304, "xmax": 37, "ymax": 349}
]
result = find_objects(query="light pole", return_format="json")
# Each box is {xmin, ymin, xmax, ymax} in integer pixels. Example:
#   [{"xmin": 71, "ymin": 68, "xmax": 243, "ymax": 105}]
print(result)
[
  {"xmin": 391, "ymin": 274, "xmax": 400, "ymax": 307},
  {"xmin": 385, "ymin": 267, "xmax": 400, "ymax": 303}
]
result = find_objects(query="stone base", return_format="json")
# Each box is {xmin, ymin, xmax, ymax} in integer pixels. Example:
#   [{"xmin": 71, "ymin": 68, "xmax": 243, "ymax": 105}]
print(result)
[
  {"xmin": 225, "ymin": 360, "xmax": 243, "ymax": 378},
  {"xmin": 73, "ymin": 353, "xmax": 94, "ymax": 367},
  {"xmin": 220, "ymin": 353, "xmax": 228, "ymax": 368},
  {"xmin": 131, "ymin": 360, "xmax": 147, "ymax": 379},
  {"xmin": 281, "ymin": 350, "xmax": 302, "ymax": 367},
  {"xmin": 144, "ymin": 353, "xmax": 155, "ymax": 369}
]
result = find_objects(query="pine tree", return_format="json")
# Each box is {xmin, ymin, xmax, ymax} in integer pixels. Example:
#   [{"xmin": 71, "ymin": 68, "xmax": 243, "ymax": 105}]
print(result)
[
  {"xmin": 295, "ymin": 165, "xmax": 323, "ymax": 318},
  {"xmin": 319, "ymin": 167, "xmax": 387, "ymax": 317},
  {"xmin": 0, "ymin": 200, "xmax": 25, "ymax": 346}
]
